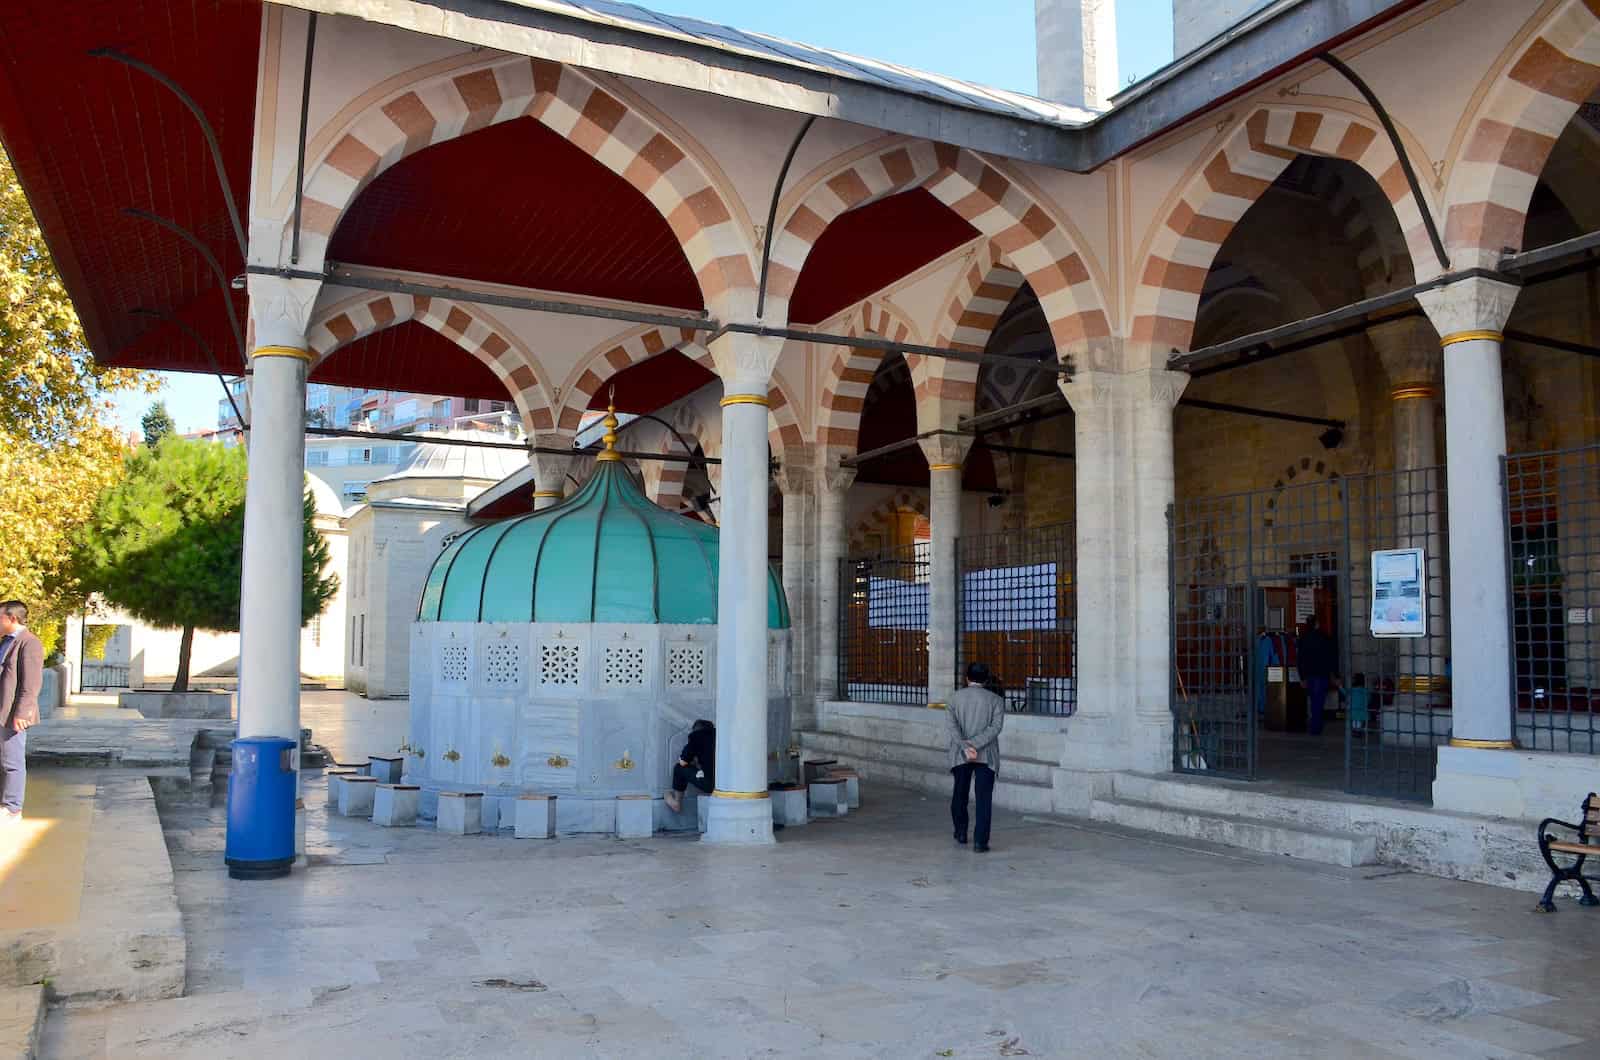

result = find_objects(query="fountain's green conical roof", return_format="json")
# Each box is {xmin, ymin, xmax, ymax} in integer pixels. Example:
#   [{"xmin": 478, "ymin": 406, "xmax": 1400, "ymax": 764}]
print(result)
[{"xmin": 416, "ymin": 420, "xmax": 788, "ymax": 628}]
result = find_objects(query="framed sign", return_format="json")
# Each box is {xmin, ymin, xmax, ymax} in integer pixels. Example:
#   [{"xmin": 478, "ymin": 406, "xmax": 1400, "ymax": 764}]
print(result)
[{"xmin": 1370, "ymin": 547, "xmax": 1426, "ymax": 638}]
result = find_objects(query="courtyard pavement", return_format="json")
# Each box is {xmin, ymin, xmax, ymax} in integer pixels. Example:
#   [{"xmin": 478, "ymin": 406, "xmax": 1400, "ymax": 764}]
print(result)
[{"xmin": 32, "ymin": 693, "xmax": 1600, "ymax": 1058}]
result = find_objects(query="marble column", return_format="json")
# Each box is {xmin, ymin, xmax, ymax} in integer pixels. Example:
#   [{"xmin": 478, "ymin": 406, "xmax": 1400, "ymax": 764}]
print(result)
[
  {"xmin": 530, "ymin": 442, "xmax": 573, "ymax": 511},
  {"xmin": 919, "ymin": 436, "xmax": 973, "ymax": 704},
  {"xmin": 1057, "ymin": 365, "xmax": 1188, "ymax": 796},
  {"xmin": 1417, "ymin": 278, "xmax": 1518, "ymax": 749},
  {"xmin": 703, "ymin": 332, "xmax": 784, "ymax": 844},
  {"xmin": 238, "ymin": 273, "xmax": 320, "ymax": 863},
  {"xmin": 815, "ymin": 464, "xmax": 856, "ymax": 704},
  {"xmin": 1369, "ymin": 317, "xmax": 1447, "ymax": 686},
  {"xmin": 775, "ymin": 460, "xmax": 815, "ymax": 730}
]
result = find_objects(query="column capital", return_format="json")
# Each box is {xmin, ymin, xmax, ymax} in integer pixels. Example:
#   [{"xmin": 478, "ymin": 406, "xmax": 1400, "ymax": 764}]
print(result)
[
  {"xmin": 1367, "ymin": 316, "xmax": 1442, "ymax": 388},
  {"xmin": 918, "ymin": 433, "xmax": 973, "ymax": 470},
  {"xmin": 708, "ymin": 330, "xmax": 785, "ymax": 395},
  {"xmin": 772, "ymin": 462, "xmax": 813, "ymax": 496},
  {"xmin": 246, "ymin": 273, "xmax": 322, "ymax": 352},
  {"xmin": 1060, "ymin": 367, "xmax": 1188, "ymax": 414},
  {"xmin": 1415, "ymin": 277, "xmax": 1518, "ymax": 343},
  {"xmin": 817, "ymin": 462, "xmax": 856, "ymax": 496},
  {"xmin": 529, "ymin": 433, "xmax": 576, "ymax": 507}
]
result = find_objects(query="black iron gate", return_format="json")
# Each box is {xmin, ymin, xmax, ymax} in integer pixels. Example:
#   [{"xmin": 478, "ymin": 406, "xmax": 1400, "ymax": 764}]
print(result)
[
  {"xmin": 1170, "ymin": 467, "xmax": 1450, "ymax": 800},
  {"xmin": 957, "ymin": 522, "xmax": 1076, "ymax": 715},
  {"xmin": 838, "ymin": 543, "xmax": 929, "ymax": 704}
]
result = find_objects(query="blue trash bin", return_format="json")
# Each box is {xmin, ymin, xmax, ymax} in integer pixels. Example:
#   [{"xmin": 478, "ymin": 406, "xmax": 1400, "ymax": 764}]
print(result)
[{"xmin": 225, "ymin": 736, "xmax": 297, "ymax": 880}]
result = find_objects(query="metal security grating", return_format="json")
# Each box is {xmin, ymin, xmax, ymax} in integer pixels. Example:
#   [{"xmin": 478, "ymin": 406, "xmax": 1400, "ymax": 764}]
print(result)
[
  {"xmin": 957, "ymin": 522, "xmax": 1076, "ymax": 716},
  {"xmin": 1170, "ymin": 467, "xmax": 1450, "ymax": 800},
  {"xmin": 838, "ymin": 544, "xmax": 930, "ymax": 704},
  {"xmin": 1505, "ymin": 446, "xmax": 1600, "ymax": 755}
]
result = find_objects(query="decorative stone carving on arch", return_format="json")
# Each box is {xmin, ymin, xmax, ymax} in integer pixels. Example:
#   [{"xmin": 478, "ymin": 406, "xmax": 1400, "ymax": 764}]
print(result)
[
  {"xmin": 289, "ymin": 56, "xmax": 755, "ymax": 312},
  {"xmin": 767, "ymin": 140, "xmax": 1110, "ymax": 353},
  {"xmin": 307, "ymin": 293, "xmax": 556, "ymax": 434},
  {"xmin": 816, "ymin": 300, "xmax": 918, "ymax": 466},
  {"xmin": 1445, "ymin": 0, "xmax": 1600, "ymax": 266},
  {"xmin": 848, "ymin": 491, "xmax": 929, "ymax": 554},
  {"xmin": 1131, "ymin": 106, "xmax": 1442, "ymax": 355}
]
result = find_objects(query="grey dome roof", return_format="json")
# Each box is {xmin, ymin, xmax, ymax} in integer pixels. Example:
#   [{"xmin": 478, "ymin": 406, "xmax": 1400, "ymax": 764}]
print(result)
[{"xmin": 371, "ymin": 430, "xmax": 528, "ymax": 486}]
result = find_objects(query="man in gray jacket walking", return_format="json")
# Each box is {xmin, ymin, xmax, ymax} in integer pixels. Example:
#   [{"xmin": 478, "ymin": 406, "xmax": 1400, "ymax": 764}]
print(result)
[{"xmin": 946, "ymin": 662, "xmax": 1005, "ymax": 852}]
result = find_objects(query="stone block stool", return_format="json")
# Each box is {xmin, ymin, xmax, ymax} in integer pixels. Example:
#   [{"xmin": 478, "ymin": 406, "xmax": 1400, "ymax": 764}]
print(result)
[
  {"xmin": 828, "ymin": 770, "xmax": 861, "ymax": 810},
  {"xmin": 372, "ymin": 784, "xmax": 419, "ymax": 827},
  {"xmin": 338, "ymin": 775, "xmax": 378, "ymax": 817},
  {"xmin": 368, "ymin": 755, "xmax": 404, "ymax": 784},
  {"xmin": 809, "ymin": 778, "xmax": 847, "ymax": 818},
  {"xmin": 334, "ymin": 760, "xmax": 369, "ymax": 775},
  {"xmin": 325, "ymin": 769, "xmax": 361, "ymax": 807},
  {"xmin": 437, "ymin": 792, "xmax": 483, "ymax": 835},
  {"xmin": 616, "ymin": 795, "xmax": 653, "ymax": 839},
  {"xmin": 514, "ymin": 795, "xmax": 558, "ymax": 839},
  {"xmin": 771, "ymin": 786, "xmax": 809, "ymax": 827}
]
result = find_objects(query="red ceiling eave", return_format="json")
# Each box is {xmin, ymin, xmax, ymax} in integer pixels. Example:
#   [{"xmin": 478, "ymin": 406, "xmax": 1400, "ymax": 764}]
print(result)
[{"xmin": 0, "ymin": 1, "xmax": 262, "ymax": 369}]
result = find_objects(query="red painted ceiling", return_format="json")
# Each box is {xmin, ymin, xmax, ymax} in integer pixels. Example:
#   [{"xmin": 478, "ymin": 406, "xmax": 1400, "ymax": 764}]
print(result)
[
  {"xmin": 330, "ymin": 116, "xmax": 703, "ymax": 311},
  {"xmin": 789, "ymin": 189, "xmax": 978, "ymax": 325},
  {"xmin": 586, "ymin": 349, "xmax": 716, "ymax": 413},
  {"xmin": 310, "ymin": 320, "xmax": 508, "ymax": 401}
]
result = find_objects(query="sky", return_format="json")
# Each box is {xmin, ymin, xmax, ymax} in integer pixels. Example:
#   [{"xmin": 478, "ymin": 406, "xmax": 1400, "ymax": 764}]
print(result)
[{"xmin": 112, "ymin": 0, "xmax": 1174, "ymax": 437}]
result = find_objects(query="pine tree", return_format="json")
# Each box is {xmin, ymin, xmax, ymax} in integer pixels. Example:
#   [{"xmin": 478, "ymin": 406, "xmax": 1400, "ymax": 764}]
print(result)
[{"xmin": 140, "ymin": 401, "xmax": 177, "ymax": 447}]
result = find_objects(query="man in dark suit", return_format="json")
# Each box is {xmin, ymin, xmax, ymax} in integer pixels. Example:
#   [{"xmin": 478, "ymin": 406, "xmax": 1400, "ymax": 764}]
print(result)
[{"xmin": 0, "ymin": 600, "xmax": 43, "ymax": 821}]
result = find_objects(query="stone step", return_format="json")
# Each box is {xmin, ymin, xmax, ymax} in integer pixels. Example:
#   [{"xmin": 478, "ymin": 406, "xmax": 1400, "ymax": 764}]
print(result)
[
  {"xmin": 1111, "ymin": 772, "xmax": 1379, "ymax": 834},
  {"xmin": 0, "ymin": 986, "xmax": 46, "ymax": 1059},
  {"xmin": 798, "ymin": 730, "xmax": 1056, "ymax": 815},
  {"xmin": 1088, "ymin": 796, "xmax": 1380, "ymax": 868},
  {"xmin": 800, "ymin": 728, "xmax": 1056, "ymax": 787}
]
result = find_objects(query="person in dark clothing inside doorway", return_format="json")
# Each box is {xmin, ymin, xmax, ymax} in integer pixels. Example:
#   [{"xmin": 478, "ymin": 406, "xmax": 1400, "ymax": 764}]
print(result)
[
  {"xmin": 663, "ymin": 719, "xmax": 714, "ymax": 814},
  {"xmin": 946, "ymin": 662, "xmax": 1005, "ymax": 852},
  {"xmin": 1297, "ymin": 619, "xmax": 1338, "ymax": 737}
]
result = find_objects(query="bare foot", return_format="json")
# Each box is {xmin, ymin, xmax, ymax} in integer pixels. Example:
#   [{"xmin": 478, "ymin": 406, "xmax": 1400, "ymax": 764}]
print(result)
[{"xmin": 664, "ymin": 791, "xmax": 682, "ymax": 814}]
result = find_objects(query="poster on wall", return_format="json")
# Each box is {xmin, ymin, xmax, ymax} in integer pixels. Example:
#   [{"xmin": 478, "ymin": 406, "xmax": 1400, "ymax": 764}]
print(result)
[
  {"xmin": 1294, "ymin": 587, "xmax": 1316, "ymax": 624},
  {"xmin": 1370, "ymin": 547, "xmax": 1426, "ymax": 638}
]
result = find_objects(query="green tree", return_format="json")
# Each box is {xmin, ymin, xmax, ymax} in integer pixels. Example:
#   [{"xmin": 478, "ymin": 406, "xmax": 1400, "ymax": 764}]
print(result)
[
  {"xmin": 0, "ymin": 144, "xmax": 151, "ymax": 655},
  {"xmin": 140, "ymin": 401, "xmax": 176, "ymax": 447},
  {"xmin": 73, "ymin": 437, "xmax": 339, "ymax": 691}
]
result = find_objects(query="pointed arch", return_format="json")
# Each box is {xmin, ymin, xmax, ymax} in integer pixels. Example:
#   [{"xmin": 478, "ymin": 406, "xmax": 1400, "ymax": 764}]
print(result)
[
  {"xmin": 556, "ymin": 325, "xmax": 711, "ymax": 432},
  {"xmin": 914, "ymin": 240, "xmax": 1027, "ymax": 429},
  {"xmin": 289, "ymin": 56, "xmax": 755, "ymax": 313},
  {"xmin": 642, "ymin": 426, "xmax": 692, "ymax": 511},
  {"xmin": 1131, "ymin": 105, "xmax": 1442, "ymax": 353},
  {"xmin": 849, "ymin": 490, "xmax": 929, "ymax": 553},
  {"xmin": 1444, "ymin": 0, "xmax": 1600, "ymax": 265},
  {"xmin": 768, "ymin": 140, "xmax": 1109, "ymax": 353},
  {"xmin": 816, "ymin": 300, "xmax": 918, "ymax": 465},
  {"xmin": 307, "ymin": 293, "xmax": 555, "ymax": 434}
]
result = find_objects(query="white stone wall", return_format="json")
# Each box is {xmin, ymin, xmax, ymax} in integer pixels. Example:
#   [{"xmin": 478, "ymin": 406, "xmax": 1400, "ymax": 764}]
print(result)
[
  {"xmin": 346, "ymin": 504, "xmax": 463, "ymax": 698},
  {"xmin": 1173, "ymin": 0, "xmax": 1264, "ymax": 56}
]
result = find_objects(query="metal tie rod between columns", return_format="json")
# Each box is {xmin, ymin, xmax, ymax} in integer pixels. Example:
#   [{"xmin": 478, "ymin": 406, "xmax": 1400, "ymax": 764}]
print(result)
[{"xmin": 302, "ymin": 426, "xmax": 718, "ymax": 464}]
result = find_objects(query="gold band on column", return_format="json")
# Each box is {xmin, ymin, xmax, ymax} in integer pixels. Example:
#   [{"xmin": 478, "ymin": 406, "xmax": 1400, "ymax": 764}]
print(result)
[
  {"xmin": 711, "ymin": 789, "xmax": 770, "ymax": 800},
  {"xmin": 1439, "ymin": 330, "xmax": 1503, "ymax": 348},
  {"xmin": 532, "ymin": 491, "xmax": 563, "ymax": 499},
  {"xmin": 251, "ymin": 345, "xmax": 314, "ymax": 362},
  {"xmin": 1390, "ymin": 384, "xmax": 1438, "ymax": 401},
  {"xmin": 719, "ymin": 394, "xmax": 770, "ymax": 408},
  {"xmin": 928, "ymin": 463, "xmax": 961, "ymax": 472},
  {"xmin": 1448, "ymin": 737, "xmax": 1516, "ymax": 749}
]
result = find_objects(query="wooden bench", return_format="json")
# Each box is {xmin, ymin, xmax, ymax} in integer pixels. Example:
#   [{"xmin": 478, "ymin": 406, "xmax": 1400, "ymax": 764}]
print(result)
[{"xmin": 1536, "ymin": 792, "xmax": 1600, "ymax": 912}]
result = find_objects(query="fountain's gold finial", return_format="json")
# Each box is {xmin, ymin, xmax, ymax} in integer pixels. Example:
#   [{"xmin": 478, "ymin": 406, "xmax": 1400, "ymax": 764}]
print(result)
[{"xmin": 596, "ymin": 386, "xmax": 621, "ymax": 462}]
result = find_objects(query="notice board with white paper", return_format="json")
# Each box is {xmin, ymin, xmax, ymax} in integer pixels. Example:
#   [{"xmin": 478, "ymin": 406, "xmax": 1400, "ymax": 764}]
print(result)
[{"xmin": 1370, "ymin": 547, "xmax": 1426, "ymax": 638}]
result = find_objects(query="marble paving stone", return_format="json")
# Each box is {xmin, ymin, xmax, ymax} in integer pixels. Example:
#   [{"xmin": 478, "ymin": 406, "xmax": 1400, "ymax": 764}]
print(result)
[{"xmin": 35, "ymin": 696, "xmax": 1600, "ymax": 1059}]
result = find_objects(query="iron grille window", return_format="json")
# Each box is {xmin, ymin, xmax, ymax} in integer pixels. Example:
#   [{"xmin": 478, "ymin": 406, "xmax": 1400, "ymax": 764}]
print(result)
[
  {"xmin": 957, "ymin": 522, "xmax": 1076, "ymax": 716},
  {"xmin": 1170, "ymin": 467, "xmax": 1451, "ymax": 800},
  {"xmin": 1505, "ymin": 446, "xmax": 1600, "ymax": 755},
  {"xmin": 838, "ymin": 544, "xmax": 929, "ymax": 704}
]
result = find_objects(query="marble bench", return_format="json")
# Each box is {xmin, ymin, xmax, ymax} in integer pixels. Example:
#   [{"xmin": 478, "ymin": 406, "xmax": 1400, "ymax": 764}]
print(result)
[
  {"xmin": 437, "ymin": 791, "xmax": 483, "ymax": 835},
  {"xmin": 324, "ymin": 769, "xmax": 362, "ymax": 808},
  {"xmin": 372, "ymin": 784, "xmax": 420, "ymax": 827},
  {"xmin": 337, "ymin": 775, "xmax": 379, "ymax": 817},
  {"xmin": 514, "ymin": 794, "xmax": 558, "ymax": 839},
  {"xmin": 809, "ymin": 778, "xmax": 848, "ymax": 818}
]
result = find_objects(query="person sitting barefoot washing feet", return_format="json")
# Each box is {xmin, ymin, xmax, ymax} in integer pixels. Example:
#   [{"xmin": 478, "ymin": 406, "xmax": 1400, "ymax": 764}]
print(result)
[{"xmin": 663, "ymin": 719, "xmax": 715, "ymax": 814}]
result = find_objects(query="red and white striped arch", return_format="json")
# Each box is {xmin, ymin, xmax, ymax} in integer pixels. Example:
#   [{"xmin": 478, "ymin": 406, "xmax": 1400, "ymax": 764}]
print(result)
[
  {"xmin": 913, "ymin": 240, "xmax": 1027, "ymax": 427},
  {"xmin": 290, "ymin": 56, "xmax": 754, "ymax": 313},
  {"xmin": 1445, "ymin": 0, "xmax": 1600, "ymax": 265},
  {"xmin": 849, "ymin": 490, "xmax": 929, "ymax": 553},
  {"xmin": 642, "ymin": 427, "xmax": 692, "ymax": 511},
  {"xmin": 1132, "ymin": 106, "xmax": 1441, "ymax": 353},
  {"xmin": 307, "ymin": 293, "xmax": 555, "ymax": 434},
  {"xmin": 767, "ymin": 141, "xmax": 1109, "ymax": 352},
  {"xmin": 816, "ymin": 300, "xmax": 919, "ymax": 466}
]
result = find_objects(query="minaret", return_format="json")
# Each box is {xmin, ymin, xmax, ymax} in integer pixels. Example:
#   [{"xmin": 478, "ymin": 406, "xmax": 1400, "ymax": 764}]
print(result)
[{"xmin": 1035, "ymin": 0, "xmax": 1119, "ymax": 111}]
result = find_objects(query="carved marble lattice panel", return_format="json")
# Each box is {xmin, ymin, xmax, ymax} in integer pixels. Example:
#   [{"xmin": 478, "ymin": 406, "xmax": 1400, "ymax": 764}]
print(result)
[
  {"xmin": 483, "ymin": 640, "xmax": 524, "ymax": 689},
  {"xmin": 439, "ymin": 643, "xmax": 470, "ymax": 685},
  {"xmin": 602, "ymin": 645, "xmax": 647, "ymax": 688},
  {"xmin": 666, "ymin": 645, "xmax": 706, "ymax": 688},
  {"xmin": 539, "ymin": 643, "xmax": 581, "ymax": 687},
  {"xmin": 766, "ymin": 637, "xmax": 786, "ymax": 695}
]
